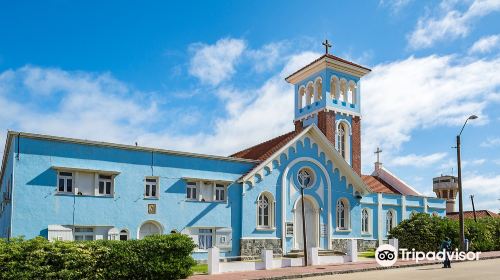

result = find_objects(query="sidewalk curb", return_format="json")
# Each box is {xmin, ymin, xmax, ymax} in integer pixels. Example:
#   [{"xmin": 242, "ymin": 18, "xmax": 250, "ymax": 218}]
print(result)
[{"xmin": 255, "ymin": 255, "xmax": 500, "ymax": 280}]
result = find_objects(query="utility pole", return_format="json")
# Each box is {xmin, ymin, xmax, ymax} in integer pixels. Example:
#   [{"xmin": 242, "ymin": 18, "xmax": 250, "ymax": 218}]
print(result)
[
  {"xmin": 470, "ymin": 195, "xmax": 477, "ymax": 222},
  {"xmin": 456, "ymin": 115, "xmax": 478, "ymax": 251}
]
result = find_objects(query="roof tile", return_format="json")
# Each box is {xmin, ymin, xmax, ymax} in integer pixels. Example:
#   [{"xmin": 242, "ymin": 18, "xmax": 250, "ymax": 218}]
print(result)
[
  {"xmin": 361, "ymin": 175, "xmax": 401, "ymax": 194},
  {"xmin": 446, "ymin": 210, "xmax": 499, "ymax": 220},
  {"xmin": 230, "ymin": 131, "xmax": 300, "ymax": 161}
]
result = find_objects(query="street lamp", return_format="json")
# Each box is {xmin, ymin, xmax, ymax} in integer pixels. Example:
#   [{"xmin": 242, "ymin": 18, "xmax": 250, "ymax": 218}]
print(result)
[
  {"xmin": 456, "ymin": 115, "xmax": 478, "ymax": 251},
  {"xmin": 298, "ymin": 169, "xmax": 314, "ymax": 266}
]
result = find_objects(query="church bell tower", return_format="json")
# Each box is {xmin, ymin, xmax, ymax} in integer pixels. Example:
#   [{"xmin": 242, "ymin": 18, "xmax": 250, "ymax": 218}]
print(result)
[{"xmin": 285, "ymin": 41, "xmax": 371, "ymax": 175}]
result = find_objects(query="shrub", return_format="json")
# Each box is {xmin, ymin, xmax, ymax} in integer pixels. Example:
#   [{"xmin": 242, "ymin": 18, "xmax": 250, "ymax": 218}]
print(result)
[
  {"xmin": 389, "ymin": 213, "xmax": 499, "ymax": 252},
  {"xmin": 0, "ymin": 234, "xmax": 196, "ymax": 280}
]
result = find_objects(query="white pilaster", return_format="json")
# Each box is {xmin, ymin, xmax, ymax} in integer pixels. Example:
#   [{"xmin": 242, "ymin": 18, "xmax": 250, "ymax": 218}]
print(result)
[
  {"xmin": 401, "ymin": 195, "xmax": 407, "ymax": 220},
  {"xmin": 423, "ymin": 197, "xmax": 428, "ymax": 213},
  {"xmin": 377, "ymin": 193, "xmax": 383, "ymax": 245}
]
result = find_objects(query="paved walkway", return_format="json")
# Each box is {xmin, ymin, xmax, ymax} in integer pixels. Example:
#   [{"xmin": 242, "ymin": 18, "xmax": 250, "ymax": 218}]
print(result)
[
  {"xmin": 301, "ymin": 258, "xmax": 500, "ymax": 280},
  {"xmin": 189, "ymin": 251, "xmax": 500, "ymax": 280}
]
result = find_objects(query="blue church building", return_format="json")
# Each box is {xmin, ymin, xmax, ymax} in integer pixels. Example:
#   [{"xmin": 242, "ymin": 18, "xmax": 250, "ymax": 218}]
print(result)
[{"xmin": 0, "ymin": 52, "xmax": 446, "ymax": 260}]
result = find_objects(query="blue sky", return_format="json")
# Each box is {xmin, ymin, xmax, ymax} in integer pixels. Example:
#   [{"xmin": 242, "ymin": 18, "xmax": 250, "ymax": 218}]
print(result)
[{"xmin": 1, "ymin": 0, "xmax": 499, "ymax": 211}]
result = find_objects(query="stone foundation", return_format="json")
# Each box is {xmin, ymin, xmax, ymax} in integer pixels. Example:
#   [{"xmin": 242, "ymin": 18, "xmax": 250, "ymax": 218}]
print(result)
[
  {"xmin": 331, "ymin": 239, "xmax": 351, "ymax": 253},
  {"xmin": 358, "ymin": 239, "xmax": 378, "ymax": 252},
  {"xmin": 240, "ymin": 239, "xmax": 282, "ymax": 259},
  {"xmin": 331, "ymin": 239, "xmax": 378, "ymax": 253}
]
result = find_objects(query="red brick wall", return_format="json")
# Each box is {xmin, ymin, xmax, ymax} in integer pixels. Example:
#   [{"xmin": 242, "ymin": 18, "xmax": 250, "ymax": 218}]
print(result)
[
  {"xmin": 317, "ymin": 110, "xmax": 335, "ymax": 145},
  {"xmin": 294, "ymin": 120, "xmax": 303, "ymax": 132},
  {"xmin": 351, "ymin": 116, "xmax": 361, "ymax": 175}
]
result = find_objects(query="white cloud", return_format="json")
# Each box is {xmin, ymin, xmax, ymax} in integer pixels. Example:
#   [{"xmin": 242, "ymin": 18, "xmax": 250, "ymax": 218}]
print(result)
[
  {"xmin": 408, "ymin": 0, "xmax": 500, "ymax": 49},
  {"xmin": 481, "ymin": 137, "xmax": 500, "ymax": 147},
  {"xmin": 138, "ymin": 51, "xmax": 320, "ymax": 156},
  {"xmin": 362, "ymin": 54, "xmax": 500, "ymax": 170},
  {"xmin": 390, "ymin": 152, "xmax": 447, "ymax": 167},
  {"xmin": 469, "ymin": 34, "xmax": 500, "ymax": 54},
  {"xmin": 0, "ymin": 66, "xmax": 160, "ymax": 152},
  {"xmin": 247, "ymin": 42, "xmax": 285, "ymax": 73},
  {"xmin": 463, "ymin": 173, "xmax": 500, "ymax": 195},
  {"xmin": 188, "ymin": 38, "xmax": 246, "ymax": 86}
]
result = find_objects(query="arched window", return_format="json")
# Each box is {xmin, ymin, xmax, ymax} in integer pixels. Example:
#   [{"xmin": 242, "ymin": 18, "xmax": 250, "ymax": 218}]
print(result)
[
  {"xmin": 338, "ymin": 124, "xmax": 346, "ymax": 159},
  {"xmin": 348, "ymin": 81, "xmax": 357, "ymax": 104},
  {"xmin": 314, "ymin": 78, "xmax": 322, "ymax": 102},
  {"xmin": 138, "ymin": 221, "xmax": 162, "ymax": 239},
  {"xmin": 330, "ymin": 76, "xmax": 339, "ymax": 100},
  {"xmin": 361, "ymin": 208, "xmax": 370, "ymax": 234},
  {"xmin": 340, "ymin": 79, "xmax": 348, "ymax": 102},
  {"xmin": 386, "ymin": 210, "xmax": 395, "ymax": 234},
  {"xmin": 306, "ymin": 82, "xmax": 314, "ymax": 106},
  {"xmin": 336, "ymin": 199, "xmax": 349, "ymax": 230},
  {"xmin": 257, "ymin": 193, "xmax": 274, "ymax": 228},
  {"xmin": 119, "ymin": 229, "xmax": 129, "ymax": 241},
  {"xmin": 298, "ymin": 86, "xmax": 305, "ymax": 109}
]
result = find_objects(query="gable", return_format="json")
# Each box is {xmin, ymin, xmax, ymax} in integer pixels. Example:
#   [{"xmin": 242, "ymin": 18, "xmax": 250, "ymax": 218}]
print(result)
[{"xmin": 237, "ymin": 124, "xmax": 371, "ymax": 195}]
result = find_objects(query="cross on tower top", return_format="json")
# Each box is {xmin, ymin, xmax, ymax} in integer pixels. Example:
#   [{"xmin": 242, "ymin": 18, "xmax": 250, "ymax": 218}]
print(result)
[
  {"xmin": 322, "ymin": 39, "xmax": 332, "ymax": 54},
  {"xmin": 375, "ymin": 147, "xmax": 382, "ymax": 163}
]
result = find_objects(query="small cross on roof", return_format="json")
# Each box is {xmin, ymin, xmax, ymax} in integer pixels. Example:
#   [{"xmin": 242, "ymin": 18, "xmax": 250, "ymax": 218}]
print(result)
[
  {"xmin": 375, "ymin": 147, "xmax": 382, "ymax": 163},
  {"xmin": 322, "ymin": 39, "xmax": 332, "ymax": 54}
]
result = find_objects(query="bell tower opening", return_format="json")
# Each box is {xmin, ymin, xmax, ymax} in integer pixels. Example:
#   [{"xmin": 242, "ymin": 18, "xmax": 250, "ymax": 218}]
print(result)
[{"xmin": 285, "ymin": 40, "xmax": 371, "ymax": 175}]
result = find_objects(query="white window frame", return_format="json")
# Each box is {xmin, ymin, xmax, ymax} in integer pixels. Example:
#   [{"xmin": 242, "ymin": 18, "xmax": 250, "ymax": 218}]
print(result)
[
  {"xmin": 336, "ymin": 121, "xmax": 351, "ymax": 164},
  {"xmin": 98, "ymin": 174, "xmax": 114, "ymax": 196},
  {"xmin": 386, "ymin": 209, "xmax": 396, "ymax": 234},
  {"xmin": 336, "ymin": 198, "xmax": 350, "ymax": 230},
  {"xmin": 74, "ymin": 227, "xmax": 95, "ymax": 241},
  {"xmin": 214, "ymin": 183, "xmax": 226, "ymax": 202},
  {"xmin": 144, "ymin": 177, "xmax": 159, "ymax": 198},
  {"xmin": 186, "ymin": 181, "xmax": 198, "ymax": 201},
  {"xmin": 197, "ymin": 228, "xmax": 213, "ymax": 250},
  {"xmin": 256, "ymin": 192, "xmax": 275, "ymax": 229},
  {"xmin": 58, "ymin": 171, "xmax": 74, "ymax": 193},
  {"xmin": 361, "ymin": 208, "xmax": 371, "ymax": 234}
]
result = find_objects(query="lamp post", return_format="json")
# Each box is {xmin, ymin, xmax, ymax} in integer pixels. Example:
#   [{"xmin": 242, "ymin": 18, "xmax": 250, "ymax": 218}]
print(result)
[
  {"xmin": 298, "ymin": 169, "xmax": 313, "ymax": 266},
  {"xmin": 300, "ymin": 187, "xmax": 308, "ymax": 266},
  {"xmin": 456, "ymin": 115, "xmax": 478, "ymax": 251}
]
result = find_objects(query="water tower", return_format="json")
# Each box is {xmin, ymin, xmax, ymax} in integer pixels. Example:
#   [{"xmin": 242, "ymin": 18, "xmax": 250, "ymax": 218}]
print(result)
[{"xmin": 433, "ymin": 175, "xmax": 459, "ymax": 214}]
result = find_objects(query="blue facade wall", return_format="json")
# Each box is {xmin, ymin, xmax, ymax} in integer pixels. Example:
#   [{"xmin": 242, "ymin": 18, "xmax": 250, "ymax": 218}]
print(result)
[
  {"xmin": 10, "ymin": 136, "xmax": 254, "ymax": 259},
  {"xmin": 0, "ymin": 132, "xmax": 448, "ymax": 259},
  {"xmin": 0, "ymin": 137, "xmax": 15, "ymax": 238}
]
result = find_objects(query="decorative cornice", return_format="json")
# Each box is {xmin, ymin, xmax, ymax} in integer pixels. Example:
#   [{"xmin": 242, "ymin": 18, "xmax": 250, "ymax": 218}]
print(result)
[{"xmin": 286, "ymin": 55, "xmax": 371, "ymax": 84}]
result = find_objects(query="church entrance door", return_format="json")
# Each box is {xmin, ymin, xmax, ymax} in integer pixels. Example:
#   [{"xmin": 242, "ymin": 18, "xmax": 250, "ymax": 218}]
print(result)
[{"xmin": 294, "ymin": 196, "xmax": 319, "ymax": 250}]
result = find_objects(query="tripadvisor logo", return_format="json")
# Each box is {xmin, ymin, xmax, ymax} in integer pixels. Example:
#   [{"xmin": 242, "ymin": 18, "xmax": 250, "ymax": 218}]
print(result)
[
  {"xmin": 375, "ymin": 244, "xmax": 482, "ymax": 267},
  {"xmin": 375, "ymin": 244, "xmax": 398, "ymax": 267}
]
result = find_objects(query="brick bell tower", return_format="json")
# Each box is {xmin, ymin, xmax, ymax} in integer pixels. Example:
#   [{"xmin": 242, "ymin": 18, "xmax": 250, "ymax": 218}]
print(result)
[{"xmin": 285, "ymin": 41, "xmax": 371, "ymax": 175}]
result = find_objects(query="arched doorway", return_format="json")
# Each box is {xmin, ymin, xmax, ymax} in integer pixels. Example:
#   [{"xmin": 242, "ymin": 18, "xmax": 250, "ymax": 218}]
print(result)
[
  {"xmin": 294, "ymin": 196, "xmax": 319, "ymax": 250},
  {"xmin": 138, "ymin": 221, "xmax": 162, "ymax": 239}
]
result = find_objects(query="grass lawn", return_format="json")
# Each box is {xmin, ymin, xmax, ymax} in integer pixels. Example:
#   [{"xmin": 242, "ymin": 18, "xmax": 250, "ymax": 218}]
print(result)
[
  {"xmin": 358, "ymin": 249, "xmax": 375, "ymax": 258},
  {"xmin": 192, "ymin": 264, "xmax": 208, "ymax": 274}
]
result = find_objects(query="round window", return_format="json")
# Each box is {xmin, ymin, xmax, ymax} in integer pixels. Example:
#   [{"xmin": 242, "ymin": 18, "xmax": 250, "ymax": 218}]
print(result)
[{"xmin": 297, "ymin": 168, "xmax": 315, "ymax": 189}]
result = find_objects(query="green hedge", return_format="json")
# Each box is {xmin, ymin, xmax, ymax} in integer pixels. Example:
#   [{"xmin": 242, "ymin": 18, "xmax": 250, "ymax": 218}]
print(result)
[
  {"xmin": 389, "ymin": 213, "xmax": 500, "ymax": 252},
  {"xmin": 0, "ymin": 234, "xmax": 197, "ymax": 280}
]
